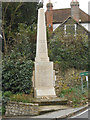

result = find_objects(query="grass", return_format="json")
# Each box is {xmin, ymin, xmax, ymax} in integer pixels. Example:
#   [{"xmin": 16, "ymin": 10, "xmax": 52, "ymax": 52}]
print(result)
[
  {"xmin": 59, "ymin": 82, "xmax": 88, "ymax": 107},
  {"xmin": 10, "ymin": 93, "xmax": 35, "ymax": 103},
  {"xmin": 3, "ymin": 91, "xmax": 35, "ymax": 103}
]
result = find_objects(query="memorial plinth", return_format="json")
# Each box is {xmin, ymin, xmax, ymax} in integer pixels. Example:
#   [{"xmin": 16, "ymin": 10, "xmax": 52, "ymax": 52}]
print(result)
[{"xmin": 33, "ymin": 8, "xmax": 56, "ymax": 98}]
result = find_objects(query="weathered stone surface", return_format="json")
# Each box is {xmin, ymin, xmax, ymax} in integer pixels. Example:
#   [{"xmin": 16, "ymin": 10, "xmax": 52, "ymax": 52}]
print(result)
[
  {"xmin": 35, "ymin": 8, "xmax": 49, "ymax": 62},
  {"xmin": 5, "ymin": 102, "xmax": 39, "ymax": 116},
  {"xmin": 39, "ymin": 105, "xmax": 69, "ymax": 113},
  {"xmin": 32, "ymin": 97, "xmax": 68, "ymax": 106},
  {"xmin": 33, "ymin": 8, "xmax": 56, "ymax": 98},
  {"xmin": 54, "ymin": 67, "xmax": 85, "ymax": 96},
  {"xmin": 5, "ymin": 98, "xmax": 68, "ymax": 116},
  {"xmin": 34, "ymin": 62, "xmax": 56, "ymax": 98}
]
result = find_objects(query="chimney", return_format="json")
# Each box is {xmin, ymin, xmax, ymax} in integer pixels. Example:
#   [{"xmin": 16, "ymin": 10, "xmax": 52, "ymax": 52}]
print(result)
[
  {"xmin": 46, "ymin": 1, "xmax": 53, "ymax": 32},
  {"xmin": 70, "ymin": 0, "xmax": 79, "ymax": 22}
]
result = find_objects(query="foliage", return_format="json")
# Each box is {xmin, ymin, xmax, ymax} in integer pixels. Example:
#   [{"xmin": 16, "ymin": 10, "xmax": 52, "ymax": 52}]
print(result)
[
  {"xmin": 0, "ymin": 91, "xmax": 1, "ymax": 109},
  {"xmin": 3, "ymin": 91, "xmax": 12, "ymax": 97},
  {"xmin": 49, "ymin": 34, "xmax": 89, "ymax": 71},
  {"xmin": 59, "ymin": 82, "xmax": 88, "ymax": 107},
  {"xmin": 10, "ymin": 93, "xmax": 35, "ymax": 103},
  {"xmin": 2, "ymin": 53, "xmax": 33, "ymax": 94},
  {"xmin": 2, "ymin": 2, "xmax": 42, "ymax": 53},
  {"xmin": 0, "ymin": 52, "xmax": 2, "ymax": 91},
  {"xmin": 2, "ymin": 106, "xmax": 5, "ymax": 115},
  {"xmin": 15, "ymin": 23, "xmax": 36, "ymax": 60},
  {"xmin": 2, "ymin": 26, "xmax": 34, "ymax": 94}
]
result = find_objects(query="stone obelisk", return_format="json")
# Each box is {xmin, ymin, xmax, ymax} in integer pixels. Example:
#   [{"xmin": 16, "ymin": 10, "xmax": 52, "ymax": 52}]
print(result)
[{"xmin": 33, "ymin": 8, "xmax": 56, "ymax": 98}]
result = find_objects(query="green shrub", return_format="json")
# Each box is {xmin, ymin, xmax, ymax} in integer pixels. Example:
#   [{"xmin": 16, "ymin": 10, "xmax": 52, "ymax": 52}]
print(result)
[
  {"xmin": 2, "ymin": 106, "xmax": 6, "ymax": 115},
  {"xmin": 2, "ymin": 55, "xmax": 33, "ymax": 94},
  {"xmin": 2, "ymin": 31, "xmax": 34, "ymax": 94},
  {"xmin": 0, "ymin": 91, "xmax": 2, "ymax": 98},
  {"xmin": 59, "ymin": 83, "xmax": 88, "ymax": 107},
  {"xmin": 49, "ymin": 34, "xmax": 89, "ymax": 71},
  {"xmin": 60, "ymin": 88, "xmax": 74, "ymax": 94},
  {"xmin": 4, "ymin": 91, "xmax": 12, "ymax": 97}
]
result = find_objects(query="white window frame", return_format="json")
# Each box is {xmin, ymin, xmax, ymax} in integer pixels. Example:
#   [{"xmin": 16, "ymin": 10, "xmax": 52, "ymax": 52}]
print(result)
[{"xmin": 64, "ymin": 24, "xmax": 77, "ymax": 35}]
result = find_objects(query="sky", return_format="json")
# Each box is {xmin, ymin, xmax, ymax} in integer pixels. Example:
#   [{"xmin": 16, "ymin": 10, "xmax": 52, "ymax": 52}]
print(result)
[{"xmin": 42, "ymin": 0, "xmax": 90, "ymax": 14}]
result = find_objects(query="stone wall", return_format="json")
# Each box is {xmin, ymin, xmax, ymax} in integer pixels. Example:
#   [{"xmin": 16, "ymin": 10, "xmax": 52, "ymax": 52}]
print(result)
[
  {"xmin": 5, "ymin": 101, "xmax": 39, "ymax": 116},
  {"xmin": 54, "ymin": 65, "xmax": 85, "ymax": 96}
]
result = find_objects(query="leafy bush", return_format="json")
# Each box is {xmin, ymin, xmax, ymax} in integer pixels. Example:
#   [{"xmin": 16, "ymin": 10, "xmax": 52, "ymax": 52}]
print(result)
[
  {"xmin": 2, "ymin": 54, "xmax": 33, "ymax": 94},
  {"xmin": 2, "ymin": 25, "xmax": 35, "ymax": 94},
  {"xmin": 49, "ymin": 34, "xmax": 89, "ymax": 71},
  {"xmin": 0, "ymin": 52, "xmax": 2, "ymax": 91},
  {"xmin": 3, "ymin": 91, "xmax": 12, "ymax": 97},
  {"xmin": 2, "ymin": 106, "xmax": 6, "ymax": 115},
  {"xmin": 59, "ymin": 82, "xmax": 88, "ymax": 107},
  {"xmin": 2, "ymin": 23, "xmax": 36, "ymax": 94},
  {"xmin": 9, "ymin": 23, "xmax": 36, "ymax": 60}
]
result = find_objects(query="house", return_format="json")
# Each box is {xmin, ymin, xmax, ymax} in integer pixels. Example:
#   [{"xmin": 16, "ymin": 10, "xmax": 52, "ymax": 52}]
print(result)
[{"xmin": 45, "ymin": 0, "xmax": 90, "ymax": 36}]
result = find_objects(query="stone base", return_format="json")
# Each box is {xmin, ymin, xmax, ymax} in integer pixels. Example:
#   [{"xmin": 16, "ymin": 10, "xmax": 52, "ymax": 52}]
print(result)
[
  {"xmin": 34, "ymin": 87, "xmax": 56, "ymax": 98},
  {"xmin": 33, "ymin": 62, "xmax": 56, "ymax": 98}
]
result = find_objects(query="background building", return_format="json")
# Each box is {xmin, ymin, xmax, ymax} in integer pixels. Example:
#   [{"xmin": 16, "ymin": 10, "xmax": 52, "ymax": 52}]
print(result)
[{"xmin": 46, "ymin": 0, "xmax": 90, "ymax": 34}]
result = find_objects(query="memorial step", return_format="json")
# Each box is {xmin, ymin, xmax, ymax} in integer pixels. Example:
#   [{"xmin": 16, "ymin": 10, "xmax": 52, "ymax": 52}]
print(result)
[
  {"xmin": 32, "ymin": 97, "xmax": 68, "ymax": 106},
  {"xmin": 39, "ymin": 105, "xmax": 70, "ymax": 115}
]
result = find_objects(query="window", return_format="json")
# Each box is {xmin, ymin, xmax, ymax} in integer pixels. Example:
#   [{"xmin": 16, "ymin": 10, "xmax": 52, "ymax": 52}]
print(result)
[{"xmin": 64, "ymin": 24, "xmax": 76, "ymax": 35}]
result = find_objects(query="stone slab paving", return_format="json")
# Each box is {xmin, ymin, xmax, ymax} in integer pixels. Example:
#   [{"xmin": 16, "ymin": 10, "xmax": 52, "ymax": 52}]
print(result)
[
  {"xmin": 31, "ymin": 104, "xmax": 89, "ymax": 119},
  {"xmin": 39, "ymin": 105, "xmax": 70, "ymax": 112}
]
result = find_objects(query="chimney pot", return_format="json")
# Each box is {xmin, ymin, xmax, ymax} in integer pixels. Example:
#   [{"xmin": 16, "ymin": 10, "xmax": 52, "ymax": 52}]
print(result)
[
  {"xmin": 46, "ymin": 2, "xmax": 53, "ymax": 32},
  {"xmin": 71, "ymin": 0, "xmax": 79, "ymax": 22}
]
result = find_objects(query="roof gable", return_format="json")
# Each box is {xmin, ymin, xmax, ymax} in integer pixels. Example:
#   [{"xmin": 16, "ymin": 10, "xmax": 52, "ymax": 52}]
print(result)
[{"xmin": 53, "ymin": 16, "xmax": 90, "ymax": 33}]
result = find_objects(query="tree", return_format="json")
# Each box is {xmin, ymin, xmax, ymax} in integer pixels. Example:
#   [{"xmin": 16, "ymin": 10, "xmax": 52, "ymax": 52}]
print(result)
[
  {"xmin": 2, "ymin": 2, "xmax": 42, "ymax": 54},
  {"xmin": 2, "ymin": 1, "xmax": 43, "ymax": 93}
]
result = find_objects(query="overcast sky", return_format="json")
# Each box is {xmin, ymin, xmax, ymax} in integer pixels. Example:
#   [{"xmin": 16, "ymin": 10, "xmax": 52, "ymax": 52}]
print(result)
[{"xmin": 43, "ymin": 0, "xmax": 90, "ymax": 14}]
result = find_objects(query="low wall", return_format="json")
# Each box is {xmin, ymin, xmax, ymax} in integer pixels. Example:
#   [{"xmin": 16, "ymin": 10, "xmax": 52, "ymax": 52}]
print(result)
[
  {"xmin": 54, "ymin": 67, "xmax": 85, "ymax": 96},
  {"xmin": 5, "ymin": 101, "xmax": 39, "ymax": 116}
]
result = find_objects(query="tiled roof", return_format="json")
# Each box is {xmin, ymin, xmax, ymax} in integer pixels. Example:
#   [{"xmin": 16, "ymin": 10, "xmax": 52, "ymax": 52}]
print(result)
[
  {"xmin": 79, "ymin": 9, "xmax": 90, "ymax": 22},
  {"xmin": 53, "ymin": 8, "xmax": 90, "ymax": 23}
]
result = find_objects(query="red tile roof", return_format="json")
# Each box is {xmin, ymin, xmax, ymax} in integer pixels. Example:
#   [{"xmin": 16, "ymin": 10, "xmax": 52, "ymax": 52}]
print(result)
[
  {"xmin": 79, "ymin": 9, "xmax": 90, "ymax": 22},
  {"xmin": 52, "ymin": 8, "xmax": 90, "ymax": 23}
]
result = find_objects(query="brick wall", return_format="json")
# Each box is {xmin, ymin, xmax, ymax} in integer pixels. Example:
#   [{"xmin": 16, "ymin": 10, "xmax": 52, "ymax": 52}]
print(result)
[{"xmin": 46, "ymin": 3, "xmax": 53, "ymax": 32}]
